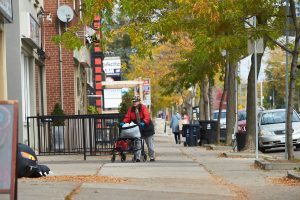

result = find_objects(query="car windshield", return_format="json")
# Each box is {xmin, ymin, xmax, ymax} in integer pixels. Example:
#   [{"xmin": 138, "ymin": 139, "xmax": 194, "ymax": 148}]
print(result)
[
  {"xmin": 260, "ymin": 111, "xmax": 300, "ymax": 125},
  {"xmin": 213, "ymin": 112, "xmax": 226, "ymax": 120}
]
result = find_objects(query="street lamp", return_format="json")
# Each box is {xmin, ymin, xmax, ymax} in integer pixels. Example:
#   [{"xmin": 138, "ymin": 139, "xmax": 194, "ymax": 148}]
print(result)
[{"xmin": 284, "ymin": 0, "xmax": 289, "ymax": 159}]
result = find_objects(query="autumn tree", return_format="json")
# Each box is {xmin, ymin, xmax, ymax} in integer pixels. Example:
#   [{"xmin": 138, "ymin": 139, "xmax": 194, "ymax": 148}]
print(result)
[{"xmin": 57, "ymin": 0, "xmax": 299, "ymax": 158}]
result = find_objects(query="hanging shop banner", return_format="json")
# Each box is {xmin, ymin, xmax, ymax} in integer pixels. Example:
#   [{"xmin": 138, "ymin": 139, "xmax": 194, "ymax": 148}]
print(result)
[
  {"xmin": 0, "ymin": 101, "xmax": 18, "ymax": 200},
  {"xmin": 103, "ymin": 57, "xmax": 121, "ymax": 76}
]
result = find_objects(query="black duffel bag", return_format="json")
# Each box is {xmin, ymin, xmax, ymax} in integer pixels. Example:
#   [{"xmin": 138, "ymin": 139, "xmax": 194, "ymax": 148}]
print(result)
[
  {"xmin": 17, "ymin": 143, "xmax": 50, "ymax": 178},
  {"xmin": 141, "ymin": 120, "xmax": 155, "ymax": 137}
]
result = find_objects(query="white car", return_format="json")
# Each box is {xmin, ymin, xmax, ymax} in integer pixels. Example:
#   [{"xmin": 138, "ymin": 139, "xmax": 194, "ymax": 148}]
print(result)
[
  {"xmin": 212, "ymin": 110, "xmax": 226, "ymax": 129},
  {"xmin": 258, "ymin": 109, "xmax": 300, "ymax": 152}
]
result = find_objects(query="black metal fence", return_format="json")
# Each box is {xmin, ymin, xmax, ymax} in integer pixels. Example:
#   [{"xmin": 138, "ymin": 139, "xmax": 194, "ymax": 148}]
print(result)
[{"xmin": 26, "ymin": 114, "xmax": 124, "ymax": 159}]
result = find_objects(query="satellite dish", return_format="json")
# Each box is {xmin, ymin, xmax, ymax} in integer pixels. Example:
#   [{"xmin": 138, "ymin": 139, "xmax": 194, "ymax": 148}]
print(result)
[{"xmin": 57, "ymin": 5, "xmax": 74, "ymax": 23}]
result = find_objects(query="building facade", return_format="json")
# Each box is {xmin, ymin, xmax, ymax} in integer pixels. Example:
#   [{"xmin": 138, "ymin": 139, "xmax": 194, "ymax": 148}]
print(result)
[
  {"xmin": 44, "ymin": 0, "xmax": 90, "ymax": 115},
  {"xmin": 0, "ymin": 0, "xmax": 13, "ymax": 99},
  {"xmin": 6, "ymin": 0, "xmax": 43, "ymax": 143}
]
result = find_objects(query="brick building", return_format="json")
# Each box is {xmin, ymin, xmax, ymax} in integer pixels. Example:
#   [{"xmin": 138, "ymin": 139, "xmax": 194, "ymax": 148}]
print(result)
[{"xmin": 43, "ymin": 0, "xmax": 91, "ymax": 115}]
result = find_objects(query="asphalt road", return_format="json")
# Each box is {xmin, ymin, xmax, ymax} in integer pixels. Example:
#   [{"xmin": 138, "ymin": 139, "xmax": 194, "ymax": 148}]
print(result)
[{"xmin": 263, "ymin": 147, "xmax": 300, "ymax": 159}]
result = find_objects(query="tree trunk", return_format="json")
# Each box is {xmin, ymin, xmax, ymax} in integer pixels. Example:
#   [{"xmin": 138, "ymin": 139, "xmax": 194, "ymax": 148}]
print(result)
[
  {"xmin": 286, "ymin": 8, "xmax": 300, "ymax": 159},
  {"xmin": 203, "ymin": 77, "xmax": 209, "ymax": 120},
  {"xmin": 286, "ymin": 50, "xmax": 298, "ymax": 160},
  {"xmin": 200, "ymin": 79, "xmax": 208, "ymax": 120},
  {"xmin": 216, "ymin": 62, "xmax": 229, "ymax": 144},
  {"xmin": 297, "ymin": 88, "xmax": 300, "ymax": 112},
  {"xmin": 208, "ymin": 76, "xmax": 214, "ymax": 120},
  {"xmin": 226, "ymin": 60, "xmax": 236, "ymax": 145},
  {"xmin": 244, "ymin": 52, "xmax": 263, "ymax": 151}
]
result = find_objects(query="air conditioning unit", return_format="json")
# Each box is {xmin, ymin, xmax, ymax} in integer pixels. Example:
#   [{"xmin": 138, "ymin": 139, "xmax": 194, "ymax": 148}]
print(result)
[{"xmin": 20, "ymin": 12, "xmax": 41, "ymax": 49}]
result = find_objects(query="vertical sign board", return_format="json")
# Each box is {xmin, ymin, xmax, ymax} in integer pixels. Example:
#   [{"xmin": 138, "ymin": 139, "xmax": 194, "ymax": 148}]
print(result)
[
  {"xmin": 143, "ymin": 79, "xmax": 151, "ymax": 106},
  {"xmin": 0, "ymin": 101, "xmax": 18, "ymax": 200}
]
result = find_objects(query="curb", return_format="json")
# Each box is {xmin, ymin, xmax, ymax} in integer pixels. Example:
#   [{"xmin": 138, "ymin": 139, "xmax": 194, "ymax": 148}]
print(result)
[
  {"xmin": 204, "ymin": 144, "xmax": 234, "ymax": 151},
  {"xmin": 287, "ymin": 170, "xmax": 300, "ymax": 181},
  {"xmin": 255, "ymin": 159, "xmax": 300, "ymax": 170}
]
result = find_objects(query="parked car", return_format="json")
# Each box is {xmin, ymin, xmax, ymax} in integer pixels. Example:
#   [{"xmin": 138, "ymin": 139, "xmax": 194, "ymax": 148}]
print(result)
[
  {"xmin": 213, "ymin": 110, "xmax": 246, "ymax": 130},
  {"xmin": 258, "ymin": 109, "xmax": 300, "ymax": 152},
  {"xmin": 212, "ymin": 110, "xmax": 226, "ymax": 129}
]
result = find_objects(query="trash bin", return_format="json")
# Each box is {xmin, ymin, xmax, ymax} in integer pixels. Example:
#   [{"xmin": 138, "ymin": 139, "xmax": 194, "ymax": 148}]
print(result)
[
  {"xmin": 236, "ymin": 132, "xmax": 246, "ymax": 151},
  {"xmin": 182, "ymin": 124, "xmax": 199, "ymax": 146},
  {"xmin": 198, "ymin": 121, "xmax": 218, "ymax": 145},
  {"xmin": 220, "ymin": 128, "xmax": 227, "ymax": 142},
  {"xmin": 182, "ymin": 124, "xmax": 189, "ymax": 137}
]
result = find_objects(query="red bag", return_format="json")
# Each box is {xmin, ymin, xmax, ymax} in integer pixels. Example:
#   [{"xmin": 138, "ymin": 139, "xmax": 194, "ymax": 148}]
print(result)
[{"xmin": 115, "ymin": 140, "xmax": 129, "ymax": 151}]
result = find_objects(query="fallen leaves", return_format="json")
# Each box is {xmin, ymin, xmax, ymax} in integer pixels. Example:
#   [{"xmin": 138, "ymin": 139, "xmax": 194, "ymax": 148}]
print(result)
[
  {"xmin": 268, "ymin": 177, "xmax": 300, "ymax": 186},
  {"xmin": 22, "ymin": 175, "xmax": 127, "ymax": 183}
]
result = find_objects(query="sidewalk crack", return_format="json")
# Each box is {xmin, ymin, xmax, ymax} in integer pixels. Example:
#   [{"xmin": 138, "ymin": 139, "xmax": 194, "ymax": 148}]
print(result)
[{"xmin": 65, "ymin": 183, "xmax": 82, "ymax": 200}]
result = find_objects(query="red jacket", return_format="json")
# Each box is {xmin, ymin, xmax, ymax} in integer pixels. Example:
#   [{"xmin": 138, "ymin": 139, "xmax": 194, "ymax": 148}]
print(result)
[{"xmin": 123, "ymin": 104, "xmax": 151, "ymax": 125}]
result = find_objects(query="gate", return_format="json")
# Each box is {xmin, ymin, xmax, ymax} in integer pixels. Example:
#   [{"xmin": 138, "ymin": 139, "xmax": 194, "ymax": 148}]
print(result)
[{"xmin": 26, "ymin": 114, "xmax": 124, "ymax": 159}]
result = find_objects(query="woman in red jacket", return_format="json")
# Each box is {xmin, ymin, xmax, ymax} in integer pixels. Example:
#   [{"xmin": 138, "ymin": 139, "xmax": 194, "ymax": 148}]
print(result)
[{"xmin": 122, "ymin": 96, "xmax": 155, "ymax": 162}]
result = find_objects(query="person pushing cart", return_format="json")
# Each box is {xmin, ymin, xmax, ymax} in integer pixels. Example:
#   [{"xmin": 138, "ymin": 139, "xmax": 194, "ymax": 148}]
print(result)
[{"xmin": 120, "ymin": 96, "xmax": 155, "ymax": 162}]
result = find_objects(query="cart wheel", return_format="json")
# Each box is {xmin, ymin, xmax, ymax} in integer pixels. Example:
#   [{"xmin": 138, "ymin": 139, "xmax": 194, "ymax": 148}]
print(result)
[
  {"xmin": 121, "ymin": 154, "xmax": 126, "ymax": 162},
  {"xmin": 143, "ymin": 154, "xmax": 147, "ymax": 162},
  {"xmin": 111, "ymin": 154, "xmax": 116, "ymax": 162}
]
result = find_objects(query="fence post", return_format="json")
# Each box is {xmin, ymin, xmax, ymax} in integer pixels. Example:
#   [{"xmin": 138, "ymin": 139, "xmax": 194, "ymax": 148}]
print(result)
[
  {"xmin": 82, "ymin": 118, "xmax": 86, "ymax": 160},
  {"xmin": 27, "ymin": 117, "xmax": 30, "ymax": 147},
  {"xmin": 89, "ymin": 117, "xmax": 92, "ymax": 155},
  {"xmin": 37, "ymin": 114, "xmax": 41, "ymax": 154}
]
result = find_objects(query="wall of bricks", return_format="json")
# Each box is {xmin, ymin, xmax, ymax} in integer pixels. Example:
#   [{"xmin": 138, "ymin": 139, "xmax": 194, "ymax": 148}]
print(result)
[{"xmin": 44, "ymin": 0, "xmax": 76, "ymax": 115}]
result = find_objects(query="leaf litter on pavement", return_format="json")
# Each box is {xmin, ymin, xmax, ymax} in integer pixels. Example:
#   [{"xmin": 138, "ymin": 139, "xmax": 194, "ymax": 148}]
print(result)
[
  {"xmin": 21, "ymin": 175, "xmax": 127, "ymax": 183},
  {"xmin": 267, "ymin": 177, "xmax": 300, "ymax": 186}
]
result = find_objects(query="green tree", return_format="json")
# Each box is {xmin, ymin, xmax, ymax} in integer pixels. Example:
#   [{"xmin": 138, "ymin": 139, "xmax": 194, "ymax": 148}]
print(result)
[
  {"xmin": 119, "ymin": 89, "xmax": 134, "ymax": 114},
  {"xmin": 51, "ymin": 103, "xmax": 66, "ymax": 126}
]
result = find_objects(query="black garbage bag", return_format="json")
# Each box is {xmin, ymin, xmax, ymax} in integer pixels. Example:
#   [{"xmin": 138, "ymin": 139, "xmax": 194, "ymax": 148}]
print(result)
[{"xmin": 17, "ymin": 143, "xmax": 50, "ymax": 178}]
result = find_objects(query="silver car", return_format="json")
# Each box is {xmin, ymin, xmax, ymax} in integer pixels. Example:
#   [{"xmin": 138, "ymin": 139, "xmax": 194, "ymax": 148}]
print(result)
[{"xmin": 258, "ymin": 109, "xmax": 300, "ymax": 152}]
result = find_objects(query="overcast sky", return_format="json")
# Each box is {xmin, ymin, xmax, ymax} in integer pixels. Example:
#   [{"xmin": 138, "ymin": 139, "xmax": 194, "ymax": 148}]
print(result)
[{"xmin": 239, "ymin": 49, "xmax": 271, "ymax": 83}]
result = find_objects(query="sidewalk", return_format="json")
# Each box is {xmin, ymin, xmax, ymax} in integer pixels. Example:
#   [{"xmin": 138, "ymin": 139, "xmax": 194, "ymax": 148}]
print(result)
[{"xmin": 17, "ymin": 118, "xmax": 300, "ymax": 200}]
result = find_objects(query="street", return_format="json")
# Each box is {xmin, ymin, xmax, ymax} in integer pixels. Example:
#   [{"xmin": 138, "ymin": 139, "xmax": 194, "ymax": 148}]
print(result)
[{"xmin": 263, "ymin": 147, "xmax": 300, "ymax": 159}]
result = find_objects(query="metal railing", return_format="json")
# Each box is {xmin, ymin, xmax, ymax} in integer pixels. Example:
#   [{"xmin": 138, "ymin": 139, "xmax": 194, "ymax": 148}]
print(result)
[{"xmin": 26, "ymin": 114, "xmax": 125, "ymax": 160}]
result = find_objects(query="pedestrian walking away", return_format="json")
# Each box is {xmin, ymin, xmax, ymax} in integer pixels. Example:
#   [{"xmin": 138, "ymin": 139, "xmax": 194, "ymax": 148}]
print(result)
[
  {"xmin": 121, "ymin": 95, "xmax": 156, "ymax": 162},
  {"xmin": 170, "ymin": 112, "xmax": 182, "ymax": 144}
]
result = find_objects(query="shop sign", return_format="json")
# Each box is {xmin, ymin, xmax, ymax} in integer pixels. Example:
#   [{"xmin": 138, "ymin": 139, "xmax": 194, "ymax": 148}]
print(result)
[{"xmin": 103, "ymin": 57, "xmax": 121, "ymax": 76}]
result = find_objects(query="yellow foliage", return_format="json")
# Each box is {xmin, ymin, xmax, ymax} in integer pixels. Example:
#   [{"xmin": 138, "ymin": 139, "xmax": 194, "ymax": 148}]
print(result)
[{"xmin": 124, "ymin": 41, "xmax": 188, "ymax": 112}]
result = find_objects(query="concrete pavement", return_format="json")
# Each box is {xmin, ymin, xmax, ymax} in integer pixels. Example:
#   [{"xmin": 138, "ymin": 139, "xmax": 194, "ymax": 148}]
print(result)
[{"xmin": 17, "ymin": 118, "xmax": 300, "ymax": 200}]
